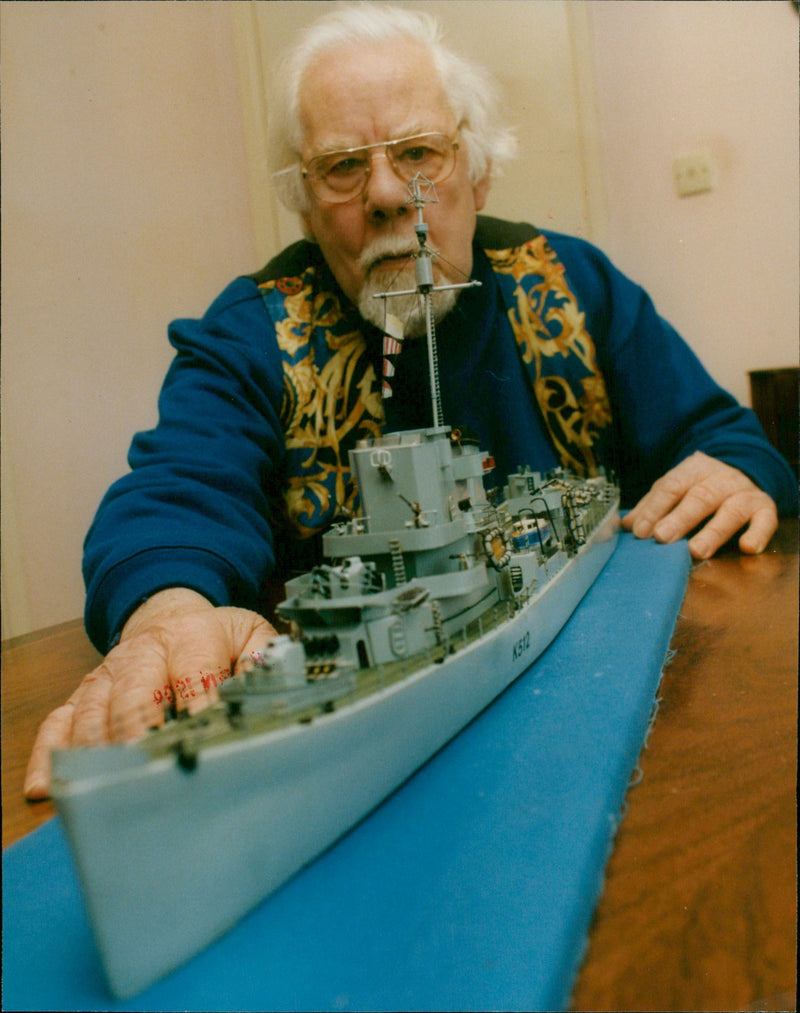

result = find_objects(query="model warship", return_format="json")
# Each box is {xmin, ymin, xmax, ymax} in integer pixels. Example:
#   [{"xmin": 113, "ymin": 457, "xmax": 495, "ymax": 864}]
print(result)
[{"xmin": 51, "ymin": 177, "xmax": 620, "ymax": 998}]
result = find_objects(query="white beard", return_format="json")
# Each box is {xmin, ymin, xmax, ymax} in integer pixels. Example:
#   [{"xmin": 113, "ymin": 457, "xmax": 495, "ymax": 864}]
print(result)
[{"xmin": 357, "ymin": 239, "xmax": 458, "ymax": 338}]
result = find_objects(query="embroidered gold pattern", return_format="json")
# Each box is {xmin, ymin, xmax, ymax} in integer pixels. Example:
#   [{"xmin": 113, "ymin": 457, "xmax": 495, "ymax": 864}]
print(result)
[
  {"xmin": 487, "ymin": 236, "xmax": 612, "ymax": 474},
  {"xmin": 260, "ymin": 234, "xmax": 612, "ymax": 538},
  {"xmin": 259, "ymin": 270, "xmax": 384, "ymax": 537}
]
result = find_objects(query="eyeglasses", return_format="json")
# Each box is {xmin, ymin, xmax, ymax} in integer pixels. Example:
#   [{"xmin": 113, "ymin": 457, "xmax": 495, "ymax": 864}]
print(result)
[{"xmin": 301, "ymin": 132, "xmax": 459, "ymax": 204}]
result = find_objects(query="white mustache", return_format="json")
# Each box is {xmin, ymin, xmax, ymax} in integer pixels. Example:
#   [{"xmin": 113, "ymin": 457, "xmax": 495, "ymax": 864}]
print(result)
[{"xmin": 360, "ymin": 239, "xmax": 418, "ymax": 274}]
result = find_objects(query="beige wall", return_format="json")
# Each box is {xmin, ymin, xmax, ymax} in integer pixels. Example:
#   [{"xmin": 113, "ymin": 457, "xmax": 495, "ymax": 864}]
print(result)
[
  {"xmin": 2, "ymin": 0, "xmax": 798, "ymax": 638},
  {"xmin": 1, "ymin": 1, "xmax": 257, "ymax": 637},
  {"xmin": 589, "ymin": 0, "xmax": 799, "ymax": 407}
]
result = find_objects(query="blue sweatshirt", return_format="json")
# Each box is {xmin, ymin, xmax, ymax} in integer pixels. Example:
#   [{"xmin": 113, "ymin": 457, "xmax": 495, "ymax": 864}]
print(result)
[{"xmin": 83, "ymin": 218, "xmax": 797, "ymax": 652}]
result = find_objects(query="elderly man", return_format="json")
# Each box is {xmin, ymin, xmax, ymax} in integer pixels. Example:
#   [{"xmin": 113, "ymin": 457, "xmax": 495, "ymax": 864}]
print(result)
[{"xmin": 25, "ymin": 4, "xmax": 796, "ymax": 797}]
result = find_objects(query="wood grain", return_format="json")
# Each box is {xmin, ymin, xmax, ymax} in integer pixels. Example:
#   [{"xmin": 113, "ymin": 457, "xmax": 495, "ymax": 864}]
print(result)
[
  {"xmin": 2, "ymin": 619, "xmax": 102, "ymax": 847},
  {"xmin": 571, "ymin": 520, "xmax": 798, "ymax": 1011}
]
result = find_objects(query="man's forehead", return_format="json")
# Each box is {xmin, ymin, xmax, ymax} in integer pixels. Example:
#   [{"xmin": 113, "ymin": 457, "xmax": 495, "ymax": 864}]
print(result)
[{"xmin": 298, "ymin": 39, "xmax": 453, "ymax": 155}]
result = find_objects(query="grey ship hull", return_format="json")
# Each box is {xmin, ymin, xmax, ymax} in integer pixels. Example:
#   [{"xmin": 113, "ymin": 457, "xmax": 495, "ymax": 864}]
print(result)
[{"xmin": 52, "ymin": 508, "xmax": 618, "ymax": 998}]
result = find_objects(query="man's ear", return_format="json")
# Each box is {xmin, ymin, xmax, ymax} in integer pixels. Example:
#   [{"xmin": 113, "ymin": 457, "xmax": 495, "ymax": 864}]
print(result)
[
  {"xmin": 473, "ymin": 170, "xmax": 491, "ymax": 213},
  {"xmin": 300, "ymin": 212, "xmax": 316, "ymax": 241}
]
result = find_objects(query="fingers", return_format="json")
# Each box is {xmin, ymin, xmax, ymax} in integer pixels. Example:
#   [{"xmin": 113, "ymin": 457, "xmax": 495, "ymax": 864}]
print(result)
[
  {"xmin": 25, "ymin": 662, "xmax": 119, "ymax": 799},
  {"xmin": 624, "ymin": 452, "xmax": 779, "ymax": 559},
  {"xmin": 686, "ymin": 492, "xmax": 777, "ymax": 559},
  {"xmin": 227, "ymin": 611, "xmax": 278, "ymax": 675},
  {"xmin": 70, "ymin": 665, "xmax": 115, "ymax": 746},
  {"xmin": 24, "ymin": 703, "xmax": 76, "ymax": 799},
  {"xmin": 24, "ymin": 605, "xmax": 277, "ymax": 800},
  {"xmin": 650, "ymin": 480, "xmax": 725, "ymax": 548},
  {"xmin": 23, "ymin": 641, "xmax": 167, "ymax": 799},
  {"xmin": 736, "ymin": 501, "xmax": 779, "ymax": 556},
  {"xmin": 160, "ymin": 617, "xmax": 231, "ymax": 712},
  {"xmin": 106, "ymin": 634, "xmax": 177, "ymax": 738},
  {"xmin": 622, "ymin": 453, "xmax": 706, "ymax": 540},
  {"xmin": 152, "ymin": 608, "xmax": 273, "ymax": 702}
]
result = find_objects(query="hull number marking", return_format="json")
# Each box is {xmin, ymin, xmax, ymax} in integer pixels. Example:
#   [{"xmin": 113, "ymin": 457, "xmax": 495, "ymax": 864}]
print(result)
[{"xmin": 512, "ymin": 631, "xmax": 531, "ymax": 661}]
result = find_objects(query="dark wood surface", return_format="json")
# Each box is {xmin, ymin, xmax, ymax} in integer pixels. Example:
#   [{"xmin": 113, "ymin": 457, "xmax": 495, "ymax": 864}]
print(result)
[
  {"xmin": 571, "ymin": 519, "xmax": 798, "ymax": 1012},
  {"xmin": 3, "ymin": 522, "xmax": 797, "ymax": 1011},
  {"xmin": 2, "ymin": 618, "xmax": 103, "ymax": 847}
]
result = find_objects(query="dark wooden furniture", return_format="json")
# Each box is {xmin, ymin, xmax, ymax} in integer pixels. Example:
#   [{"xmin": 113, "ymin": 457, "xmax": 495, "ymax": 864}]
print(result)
[{"xmin": 749, "ymin": 366, "xmax": 799, "ymax": 478}]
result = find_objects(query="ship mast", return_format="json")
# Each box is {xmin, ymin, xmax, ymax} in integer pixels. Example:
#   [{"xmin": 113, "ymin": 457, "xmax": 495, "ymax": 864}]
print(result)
[{"xmin": 374, "ymin": 173, "xmax": 480, "ymax": 429}]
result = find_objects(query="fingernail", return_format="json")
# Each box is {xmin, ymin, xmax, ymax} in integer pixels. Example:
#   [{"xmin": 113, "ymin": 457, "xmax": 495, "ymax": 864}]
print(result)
[
  {"xmin": 654, "ymin": 520, "xmax": 677, "ymax": 543},
  {"xmin": 24, "ymin": 775, "xmax": 46, "ymax": 798},
  {"xmin": 688, "ymin": 535, "xmax": 711, "ymax": 559}
]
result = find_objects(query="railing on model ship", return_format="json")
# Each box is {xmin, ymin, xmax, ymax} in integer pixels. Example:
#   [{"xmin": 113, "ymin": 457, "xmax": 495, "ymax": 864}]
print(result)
[{"xmin": 525, "ymin": 497, "xmax": 562, "ymax": 552}]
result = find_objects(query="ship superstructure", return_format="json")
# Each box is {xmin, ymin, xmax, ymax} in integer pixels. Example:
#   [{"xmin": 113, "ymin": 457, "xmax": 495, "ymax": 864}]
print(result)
[{"xmin": 240, "ymin": 427, "xmax": 616, "ymax": 707}]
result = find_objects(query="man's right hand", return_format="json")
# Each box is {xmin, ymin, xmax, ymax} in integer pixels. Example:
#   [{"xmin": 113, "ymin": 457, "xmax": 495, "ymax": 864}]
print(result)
[{"xmin": 24, "ymin": 588, "xmax": 276, "ymax": 800}]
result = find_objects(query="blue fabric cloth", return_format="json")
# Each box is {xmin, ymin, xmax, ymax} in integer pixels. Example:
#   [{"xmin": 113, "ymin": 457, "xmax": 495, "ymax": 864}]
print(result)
[
  {"xmin": 4, "ymin": 532, "xmax": 691, "ymax": 1012},
  {"xmin": 81, "ymin": 218, "xmax": 797, "ymax": 652}
]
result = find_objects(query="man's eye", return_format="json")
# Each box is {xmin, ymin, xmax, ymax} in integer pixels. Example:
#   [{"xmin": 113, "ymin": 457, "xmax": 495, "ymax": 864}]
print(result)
[
  {"xmin": 326, "ymin": 156, "xmax": 366, "ymax": 178},
  {"xmin": 398, "ymin": 145, "xmax": 433, "ymax": 163}
]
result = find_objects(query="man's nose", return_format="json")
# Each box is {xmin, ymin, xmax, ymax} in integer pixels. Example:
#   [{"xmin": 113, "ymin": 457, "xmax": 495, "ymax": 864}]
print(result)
[{"xmin": 363, "ymin": 152, "xmax": 409, "ymax": 223}]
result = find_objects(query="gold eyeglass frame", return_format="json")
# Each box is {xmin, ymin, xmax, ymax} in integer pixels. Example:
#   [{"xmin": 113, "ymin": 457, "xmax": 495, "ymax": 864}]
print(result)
[{"xmin": 301, "ymin": 132, "xmax": 460, "ymax": 203}]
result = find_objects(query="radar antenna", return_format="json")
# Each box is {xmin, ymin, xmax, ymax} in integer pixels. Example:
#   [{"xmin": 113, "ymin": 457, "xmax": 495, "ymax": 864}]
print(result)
[{"xmin": 373, "ymin": 172, "xmax": 480, "ymax": 428}]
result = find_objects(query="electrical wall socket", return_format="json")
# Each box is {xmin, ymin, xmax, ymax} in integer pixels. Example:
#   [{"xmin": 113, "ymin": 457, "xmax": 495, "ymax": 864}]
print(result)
[{"xmin": 673, "ymin": 149, "xmax": 716, "ymax": 197}]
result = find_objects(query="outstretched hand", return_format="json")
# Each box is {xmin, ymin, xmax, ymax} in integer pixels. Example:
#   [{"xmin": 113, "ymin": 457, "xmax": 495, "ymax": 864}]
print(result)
[
  {"xmin": 24, "ymin": 588, "xmax": 275, "ymax": 800},
  {"xmin": 622, "ymin": 451, "xmax": 778, "ymax": 560}
]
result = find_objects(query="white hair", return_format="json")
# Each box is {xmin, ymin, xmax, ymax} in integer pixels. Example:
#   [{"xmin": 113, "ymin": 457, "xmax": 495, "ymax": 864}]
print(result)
[{"xmin": 268, "ymin": 3, "xmax": 517, "ymax": 212}]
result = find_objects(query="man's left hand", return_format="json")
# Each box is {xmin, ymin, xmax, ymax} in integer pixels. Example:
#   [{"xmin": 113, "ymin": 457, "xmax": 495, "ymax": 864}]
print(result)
[{"xmin": 621, "ymin": 451, "xmax": 778, "ymax": 559}]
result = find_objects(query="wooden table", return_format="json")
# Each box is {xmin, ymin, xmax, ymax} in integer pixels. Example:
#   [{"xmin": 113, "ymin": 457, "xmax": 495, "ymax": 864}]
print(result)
[{"xmin": 3, "ymin": 522, "xmax": 797, "ymax": 1011}]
